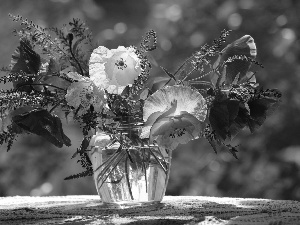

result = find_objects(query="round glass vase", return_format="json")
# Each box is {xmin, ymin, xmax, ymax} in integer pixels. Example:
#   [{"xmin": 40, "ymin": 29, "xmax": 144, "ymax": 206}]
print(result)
[{"xmin": 89, "ymin": 142, "xmax": 172, "ymax": 208}]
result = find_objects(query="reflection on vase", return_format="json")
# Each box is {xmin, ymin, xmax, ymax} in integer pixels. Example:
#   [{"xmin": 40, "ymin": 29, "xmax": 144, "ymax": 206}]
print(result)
[{"xmin": 89, "ymin": 144, "xmax": 172, "ymax": 208}]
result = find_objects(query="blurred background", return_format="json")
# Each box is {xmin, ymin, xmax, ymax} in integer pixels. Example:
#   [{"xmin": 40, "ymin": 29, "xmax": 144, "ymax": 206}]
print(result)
[{"xmin": 0, "ymin": 0, "xmax": 300, "ymax": 200}]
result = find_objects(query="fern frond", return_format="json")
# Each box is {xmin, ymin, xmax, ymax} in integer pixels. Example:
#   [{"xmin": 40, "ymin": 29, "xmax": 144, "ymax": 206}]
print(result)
[
  {"xmin": 64, "ymin": 169, "xmax": 93, "ymax": 180},
  {"xmin": 0, "ymin": 125, "xmax": 18, "ymax": 152},
  {"xmin": 9, "ymin": 14, "xmax": 67, "ymax": 60},
  {"xmin": 140, "ymin": 30, "xmax": 157, "ymax": 52}
]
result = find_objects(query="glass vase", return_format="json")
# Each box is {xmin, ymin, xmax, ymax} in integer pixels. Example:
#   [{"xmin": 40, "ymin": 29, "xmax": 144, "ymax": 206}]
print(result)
[{"xmin": 89, "ymin": 142, "xmax": 172, "ymax": 208}]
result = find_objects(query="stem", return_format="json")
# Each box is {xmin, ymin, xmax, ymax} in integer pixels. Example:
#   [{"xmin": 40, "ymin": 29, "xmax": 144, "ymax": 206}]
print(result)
[
  {"xmin": 189, "ymin": 70, "xmax": 214, "ymax": 82},
  {"xmin": 68, "ymin": 40, "xmax": 85, "ymax": 76},
  {"xmin": 94, "ymin": 146, "xmax": 122, "ymax": 173},
  {"xmin": 125, "ymin": 156, "xmax": 134, "ymax": 200},
  {"xmin": 174, "ymin": 55, "xmax": 194, "ymax": 76},
  {"xmin": 161, "ymin": 55, "xmax": 194, "ymax": 89},
  {"xmin": 126, "ymin": 149, "xmax": 134, "ymax": 163},
  {"xmin": 49, "ymin": 98, "xmax": 65, "ymax": 113},
  {"xmin": 39, "ymin": 73, "xmax": 73, "ymax": 83},
  {"xmin": 155, "ymin": 146, "xmax": 168, "ymax": 168},
  {"xmin": 98, "ymin": 151, "xmax": 127, "ymax": 189},
  {"xmin": 182, "ymin": 68, "xmax": 196, "ymax": 82},
  {"xmin": 142, "ymin": 148, "xmax": 148, "ymax": 193},
  {"xmin": 181, "ymin": 50, "xmax": 214, "ymax": 82},
  {"xmin": 24, "ymin": 21, "xmax": 72, "ymax": 63},
  {"xmin": 15, "ymin": 83, "xmax": 67, "ymax": 92},
  {"xmin": 148, "ymin": 147, "xmax": 167, "ymax": 174},
  {"xmin": 189, "ymin": 81, "xmax": 214, "ymax": 89}
]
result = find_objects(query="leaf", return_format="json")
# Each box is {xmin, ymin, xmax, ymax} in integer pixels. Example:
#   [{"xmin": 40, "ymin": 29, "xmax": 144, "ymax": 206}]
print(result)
[
  {"xmin": 11, "ymin": 39, "xmax": 41, "ymax": 74},
  {"xmin": 33, "ymin": 59, "xmax": 71, "ymax": 92},
  {"xmin": 12, "ymin": 109, "xmax": 71, "ymax": 148},
  {"xmin": 209, "ymin": 103, "xmax": 228, "ymax": 140},
  {"xmin": 226, "ymin": 144, "xmax": 239, "ymax": 159},
  {"xmin": 232, "ymin": 73, "xmax": 240, "ymax": 85},
  {"xmin": 64, "ymin": 169, "xmax": 93, "ymax": 180},
  {"xmin": 228, "ymin": 103, "xmax": 249, "ymax": 139},
  {"xmin": 72, "ymin": 36, "xmax": 85, "ymax": 55},
  {"xmin": 203, "ymin": 125, "xmax": 219, "ymax": 154},
  {"xmin": 11, "ymin": 39, "xmax": 41, "ymax": 91},
  {"xmin": 209, "ymin": 93, "xmax": 240, "ymax": 140},
  {"xmin": 239, "ymin": 71, "xmax": 256, "ymax": 84},
  {"xmin": 247, "ymin": 97, "xmax": 279, "ymax": 133},
  {"xmin": 71, "ymin": 137, "xmax": 91, "ymax": 159},
  {"xmin": 161, "ymin": 66, "xmax": 176, "ymax": 81},
  {"xmin": 207, "ymin": 137, "xmax": 218, "ymax": 154},
  {"xmin": 227, "ymin": 99, "xmax": 240, "ymax": 125},
  {"xmin": 213, "ymin": 35, "xmax": 256, "ymax": 85},
  {"xmin": 147, "ymin": 75, "xmax": 172, "ymax": 92},
  {"xmin": 211, "ymin": 65, "xmax": 227, "ymax": 88},
  {"xmin": 10, "ymin": 106, "xmax": 37, "ymax": 117},
  {"xmin": 11, "ymin": 122, "xmax": 24, "ymax": 135},
  {"xmin": 213, "ymin": 52, "xmax": 222, "ymax": 70},
  {"xmin": 34, "ymin": 74, "xmax": 71, "ymax": 92},
  {"xmin": 126, "ymin": 148, "xmax": 151, "ymax": 171},
  {"xmin": 47, "ymin": 58, "xmax": 60, "ymax": 74}
]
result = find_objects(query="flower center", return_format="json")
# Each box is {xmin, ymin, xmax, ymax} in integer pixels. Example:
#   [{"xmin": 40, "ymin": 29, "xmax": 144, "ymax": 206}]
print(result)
[{"xmin": 115, "ymin": 58, "xmax": 127, "ymax": 70}]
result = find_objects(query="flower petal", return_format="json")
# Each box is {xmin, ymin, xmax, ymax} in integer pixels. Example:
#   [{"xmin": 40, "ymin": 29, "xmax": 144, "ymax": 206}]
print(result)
[
  {"xmin": 140, "ymin": 125, "xmax": 151, "ymax": 139},
  {"xmin": 141, "ymin": 100, "xmax": 177, "ymax": 140},
  {"xmin": 151, "ymin": 112, "xmax": 204, "ymax": 150},
  {"xmin": 89, "ymin": 45, "xmax": 141, "ymax": 94},
  {"xmin": 65, "ymin": 75, "xmax": 105, "ymax": 116},
  {"xmin": 89, "ymin": 132, "xmax": 111, "ymax": 149},
  {"xmin": 143, "ymin": 85, "xmax": 207, "ymax": 122},
  {"xmin": 66, "ymin": 72, "xmax": 85, "ymax": 81},
  {"xmin": 150, "ymin": 117, "xmax": 172, "ymax": 137},
  {"xmin": 178, "ymin": 112, "xmax": 204, "ymax": 139},
  {"xmin": 144, "ymin": 111, "xmax": 164, "ymax": 126}
]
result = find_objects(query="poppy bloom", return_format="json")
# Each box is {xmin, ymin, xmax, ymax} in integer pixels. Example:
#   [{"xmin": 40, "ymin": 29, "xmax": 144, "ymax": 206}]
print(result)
[
  {"xmin": 89, "ymin": 46, "xmax": 141, "ymax": 94},
  {"xmin": 65, "ymin": 72, "xmax": 105, "ymax": 116},
  {"xmin": 140, "ymin": 85, "xmax": 207, "ymax": 150}
]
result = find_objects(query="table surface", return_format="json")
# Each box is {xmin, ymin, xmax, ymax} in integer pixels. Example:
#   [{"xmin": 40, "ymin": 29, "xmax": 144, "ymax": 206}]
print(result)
[{"xmin": 0, "ymin": 195, "xmax": 300, "ymax": 225}]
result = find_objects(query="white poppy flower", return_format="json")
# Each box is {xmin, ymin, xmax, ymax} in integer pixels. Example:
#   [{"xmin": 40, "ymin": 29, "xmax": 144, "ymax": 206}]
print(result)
[
  {"xmin": 89, "ymin": 46, "xmax": 141, "ymax": 94},
  {"xmin": 140, "ymin": 85, "xmax": 207, "ymax": 150},
  {"xmin": 65, "ymin": 72, "xmax": 105, "ymax": 116}
]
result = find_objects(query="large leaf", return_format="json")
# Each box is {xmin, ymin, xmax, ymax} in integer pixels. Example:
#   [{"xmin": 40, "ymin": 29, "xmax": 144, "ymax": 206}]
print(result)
[
  {"xmin": 34, "ymin": 74, "xmax": 71, "ymax": 92},
  {"xmin": 209, "ymin": 101, "xmax": 229, "ymax": 140},
  {"xmin": 247, "ymin": 93, "xmax": 280, "ymax": 133},
  {"xmin": 11, "ymin": 39, "xmax": 41, "ymax": 92},
  {"xmin": 213, "ymin": 35, "xmax": 256, "ymax": 85},
  {"xmin": 47, "ymin": 58, "xmax": 60, "ymax": 74},
  {"xmin": 33, "ymin": 58, "xmax": 71, "ymax": 93},
  {"xmin": 12, "ymin": 109, "xmax": 71, "ymax": 148},
  {"xmin": 228, "ymin": 103, "xmax": 249, "ymax": 139},
  {"xmin": 209, "ymin": 92, "xmax": 240, "ymax": 140},
  {"xmin": 228, "ymin": 88, "xmax": 281, "ymax": 135}
]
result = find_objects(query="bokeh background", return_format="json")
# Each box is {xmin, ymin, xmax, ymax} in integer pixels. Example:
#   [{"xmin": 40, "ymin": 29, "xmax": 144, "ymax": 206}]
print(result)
[{"xmin": 1, "ymin": 0, "xmax": 300, "ymax": 200}]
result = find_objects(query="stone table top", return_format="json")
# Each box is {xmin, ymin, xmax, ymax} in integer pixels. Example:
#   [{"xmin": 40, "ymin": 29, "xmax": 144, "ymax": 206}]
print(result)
[{"xmin": 0, "ymin": 195, "xmax": 300, "ymax": 224}]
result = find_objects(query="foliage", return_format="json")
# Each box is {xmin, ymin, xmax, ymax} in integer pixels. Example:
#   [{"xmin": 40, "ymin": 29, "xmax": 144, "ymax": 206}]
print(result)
[
  {"xmin": 0, "ymin": 15, "xmax": 92, "ymax": 150},
  {"xmin": 0, "ymin": 12, "xmax": 281, "ymax": 189}
]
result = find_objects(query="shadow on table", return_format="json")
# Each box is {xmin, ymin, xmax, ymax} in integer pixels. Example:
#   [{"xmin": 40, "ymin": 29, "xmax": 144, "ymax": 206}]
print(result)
[
  {"xmin": 1, "ymin": 198, "xmax": 300, "ymax": 224},
  {"xmin": 99, "ymin": 198, "xmax": 300, "ymax": 225}
]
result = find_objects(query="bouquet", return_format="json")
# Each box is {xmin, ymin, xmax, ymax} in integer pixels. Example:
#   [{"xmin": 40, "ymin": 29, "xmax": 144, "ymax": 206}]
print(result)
[{"xmin": 0, "ymin": 15, "xmax": 281, "ymax": 200}]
